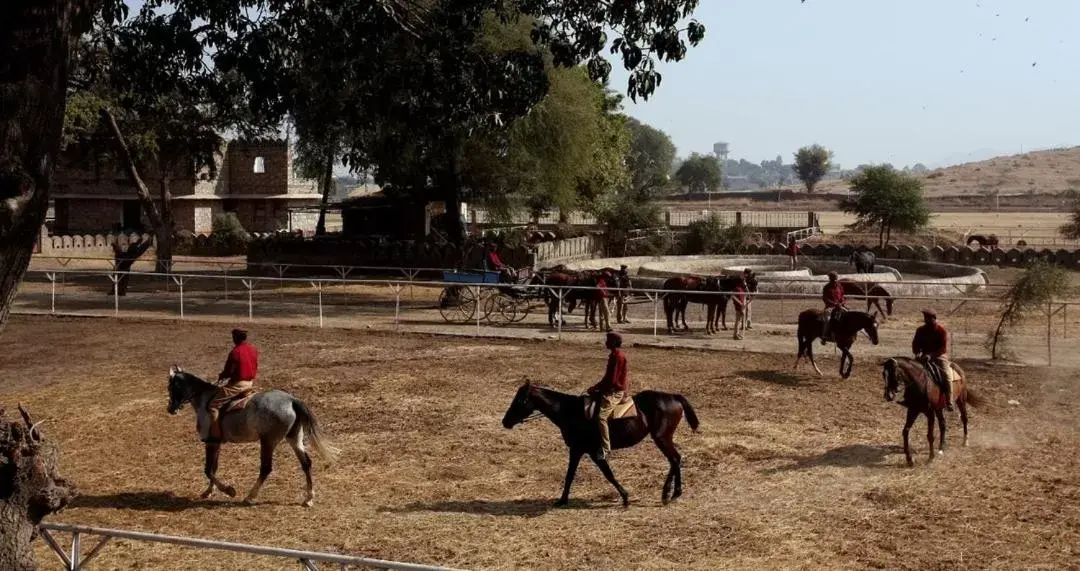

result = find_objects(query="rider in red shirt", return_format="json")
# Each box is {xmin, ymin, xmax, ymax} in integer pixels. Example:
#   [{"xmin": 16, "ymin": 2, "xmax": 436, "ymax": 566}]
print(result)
[
  {"xmin": 207, "ymin": 329, "xmax": 259, "ymax": 443},
  {"xmin": 821, "ymin": 271, "xmax": 846, "ymax": 345},
  {"xmin": 484, "ymin": 242, "xmax": 513, "ymax": 283},
  {"xmin": 913, "ymin": 309, "xmax": 954, "ymax": 411},
  {"xmin": 588, "ymin": 332, "xmax": 628, "ymax": 460},
  {"xmin": 787, "ymin": 238, "xmax": 800, "ymax": 268}
]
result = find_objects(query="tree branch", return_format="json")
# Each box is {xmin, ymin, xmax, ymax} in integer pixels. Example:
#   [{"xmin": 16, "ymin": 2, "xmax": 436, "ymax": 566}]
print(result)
[{"xmin": 99, "ymin": 107, "xmax": 164, "ymax": 230}]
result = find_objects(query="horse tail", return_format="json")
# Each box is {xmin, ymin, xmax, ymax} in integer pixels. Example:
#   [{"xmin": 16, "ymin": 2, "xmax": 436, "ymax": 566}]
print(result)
[
  {"xmin": 292, "ymin": 400, "xmax": 340, "ymax": 464},
  {"xmin": 674, "ymin": 394, "xmax": 700, "ymax": 433}
]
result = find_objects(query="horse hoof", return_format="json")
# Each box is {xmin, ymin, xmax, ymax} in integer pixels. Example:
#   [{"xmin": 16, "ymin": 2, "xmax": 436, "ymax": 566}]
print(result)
[
  {"xmin": 199, "ymin": 488, "xmax": 213, "ymax": 500},
  {"xmin": 242, "ymin": 497, "xmax": 257, "ymax": 506},
  {"xmin": 620, "ymin": 494, "xmax": 630, "ymax": 508},
  {"xmin": 302, "ymin": 499, "xmax": 313, "ymax": 508},
  {"xmin": 553, "ymin": 499, "xmax": 569, "ymax": 508},
  {"xmin": 221, "ymin": 486, "xmax": 237, "ymax": 498}
]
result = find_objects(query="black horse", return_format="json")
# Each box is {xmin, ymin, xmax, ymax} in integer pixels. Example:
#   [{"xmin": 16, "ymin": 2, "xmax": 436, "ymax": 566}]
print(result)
[
  {"xmin": 502, "ymin": 382, "xmax": 699, "ymax": 506},
  {"xmin": 849, "ymin": 250, "xmax": 876, "ymax": 273}
]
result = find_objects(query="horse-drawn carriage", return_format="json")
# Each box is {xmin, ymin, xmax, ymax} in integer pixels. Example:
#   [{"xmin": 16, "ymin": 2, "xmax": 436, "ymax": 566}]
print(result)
[{"xmin": 437, "ymin": 267, "xmax": 547, "ymax": 326}]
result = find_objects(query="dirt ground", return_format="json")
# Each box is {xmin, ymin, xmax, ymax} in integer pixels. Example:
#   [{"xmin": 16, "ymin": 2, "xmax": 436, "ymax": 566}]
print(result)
[{"xmin": 2, "ymin": 315, "xmax": 1078, "ymax": 570}]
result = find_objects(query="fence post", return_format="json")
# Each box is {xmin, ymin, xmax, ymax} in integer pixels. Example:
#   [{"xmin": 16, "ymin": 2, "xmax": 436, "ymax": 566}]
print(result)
[
  {"xmin": 389, "ymin": 283, "xmax": 404, "ymax": 331},
  {"xmin": 474, "ymin": 285, "xmax": 481, "ymax": 337},
  {"xmin": 224, "ymin": 268, "xmax": 229, "ymax": 301},
  {"xmin": 1047, "ymin": 300, "xmax": 1053, "ymax": 366},
  {"xmin": 652, "ymin": 292, "xmax": 659, "ymax": 337},
  {"xmin": 311, "ymin": 281, "xmax": 324, "ymax": 328},
  {"xmin": 242, "ymin": 279, "xmax": 255, "ymax": 321},
  {"xmin": 47, "ymin": 272, "xmax": 57, "ymax": 314},
  {"xmin": 109, "ymin": 272, "xmax": 119, "ymax": 316},
  {"xmin": 556, "ymin": 287, "xmax": 564, "ymax": 340},
  {"xmin": 172, "ymin": 275, "xmax": 185, "ymax": 319}
]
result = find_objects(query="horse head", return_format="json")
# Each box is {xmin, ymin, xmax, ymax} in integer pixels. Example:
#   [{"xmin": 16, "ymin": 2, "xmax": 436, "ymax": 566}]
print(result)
[
  {"xmin": 166, "ymin": 365, "xmax": 205, "ymax": 415},
  {"xmin": 860, "ymin": 311, "xmax": 881, "ymax": 345},
  {"xmin": 881, "ymin": 358, "xmax": 901, "ymax": 402},
  {"xmin": 502, "ymin": 381, "xmax": 537, "ymax": 429}
]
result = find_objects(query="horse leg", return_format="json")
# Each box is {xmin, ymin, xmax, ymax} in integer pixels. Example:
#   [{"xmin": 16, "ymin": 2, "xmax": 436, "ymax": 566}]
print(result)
[
  {"xmin": 746, "ymin": 300, "xmax": 753, "ymax": 329},
  {"xmin": 902, "ymin": 408, "xmax": 918, "ymax": 467},
  {"xmin": 935, "ymin": 409, "xmax": 947, "ymax": 455},
  {"xmin": 805, "ymin": 338, "xmax": 823, "ymax": 376},
  {"xmin": 652, "ymin": 435, "xmax": 682, "ymax": 504},
  {"xmin": 555, "ymin": 450, "xmax": 584, "ymax": 507},
  {"xmin": 679, "ymin": 298, "xmax": 690, "ymax": 331},
  {"xmin": 705, "ymin": 303, "xmax": 715, "ymax": 334},
  {"xmin": 243, "ymin": 437, "xmax": 277, "ymax": 505},
  {"xmin": 202, "ymin": 443, "xmax": 236, "ymax": 498},
  {"xmin": 840, "ymin": 348, "xmax": 853, "ymax": 379},
  {"xmin": 720, "ymin": 297, "xmax": 729, "ymax": 330},
  {"xmin": 958, "ymin": 397, "xmax": 970, "ymax": 447},
  {"xmin": 284, "ymin": 429, "xmax": 315, "ymax": 507},
  {"xmin": 590, "ymin": 455, "xmax": 630, "ymax": 507},
  {"xmin": 926, "ymin": 412, "xmax": 937, "ymax": 463}
]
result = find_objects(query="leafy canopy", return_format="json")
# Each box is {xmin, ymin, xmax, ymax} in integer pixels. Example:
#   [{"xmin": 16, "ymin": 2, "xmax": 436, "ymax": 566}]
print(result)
[
  {"xmin": 626, "ymin": 117, "xmax": 677, "ymax": 200},
  {"xmin": 840, "ymin": 165, "xmax": 930, "ymax": 246},
  {"xmin": 674, "ymin": 152, "xmax": 722, "ymax": 193},
  {"xmin": 793, "ymin": 144, "xmax": 833, "ymax": 193}
]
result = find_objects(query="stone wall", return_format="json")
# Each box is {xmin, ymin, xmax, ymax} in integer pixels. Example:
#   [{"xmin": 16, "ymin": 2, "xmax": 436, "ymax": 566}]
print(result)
[
  {"xmin": 37, "ymin": 228, "xmax": 156, "ymax": 258},
  {"xmin": 533, "ymin": 235, "xmax": 602, "ymax": 265}
]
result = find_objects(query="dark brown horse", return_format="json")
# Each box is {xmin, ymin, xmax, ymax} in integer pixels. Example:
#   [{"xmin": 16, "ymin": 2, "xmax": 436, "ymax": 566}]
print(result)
[
  {"xmin": 706, "ymin": 273, "xmax": 760, "ymax": 333},
  {"xmin": 795, "ymin": 309, "xmax": 880, "ymax": 378},
  {"xmin": 882, "ymin": 357, "xmax": 982, "ymax": 466},
  {"xmin": 662, "ymin": 276, "xmax": 709, "ymax": 333},
  {"xmin": 840, "ymin": 279, "xmax": 895, "ymax": 319},
  {"xmin": 502, "ymin": 381, "xmax": 699, "ymax": 506}
]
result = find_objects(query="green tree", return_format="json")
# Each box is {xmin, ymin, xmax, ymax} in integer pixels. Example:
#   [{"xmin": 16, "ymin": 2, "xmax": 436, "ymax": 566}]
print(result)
[
  {"xmin": 625, "ymin": 117, "xmax": 677, "ymax": 200},
  {"xmin": 987, "ymin": 261, "xmax": 1071, "ymax": 360},
  {"xmin": 674, "ymin": 152, "xmax": 722, "ymax": 194},
  {"xmin": 1, "ymin": 0, "xmax": 705, "ymax": 335},
  {"xmin": 1058, "ymin": 190, "xmax": 1080, "ymax": 240},
  {"xmin": 793, "ymin": 144, "xmax": 833, "ymax": 193},
  {"xmin": 840, "ymin": 165, "xmax": 931, "ymax": 247}
]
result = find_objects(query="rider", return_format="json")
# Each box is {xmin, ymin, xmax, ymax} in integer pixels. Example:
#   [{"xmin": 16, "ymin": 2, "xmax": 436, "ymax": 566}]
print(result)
[
  {"xmin": 594, "ymin": 272, "xmax": 612, "ymax": 332},
  {"xmin": 207, "ymin": 328, "xmax": 259, "ymax": 443},
  {"xmin": 912, "ymin": 308, "xmax": 954, "ymax": 411},
  {"xmin": 588, "ymin": 332, "xmax": 628, "ymax": 461},
  {"xmin": 820, "ymin": 271, "xmax": 846, "ymax": 345},
  {"xmin": 483, "ymin": 241, "xmax": 513, "ymax": 283}
]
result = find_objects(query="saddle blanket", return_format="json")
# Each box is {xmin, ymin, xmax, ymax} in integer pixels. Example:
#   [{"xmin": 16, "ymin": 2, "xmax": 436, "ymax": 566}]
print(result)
[
  {"xmin": 221, "ymin": 388, "xmax": 260, "ymax": 414},
  {"xmin": 585, "ymin": 395, "xmax": 638, "ymax": 420}
]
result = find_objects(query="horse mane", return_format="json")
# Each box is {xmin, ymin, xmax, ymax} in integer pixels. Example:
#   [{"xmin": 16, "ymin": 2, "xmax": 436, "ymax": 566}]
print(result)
[{"xmin": 175, "ymin": 370, "xmax": 216, "ymax": 391}]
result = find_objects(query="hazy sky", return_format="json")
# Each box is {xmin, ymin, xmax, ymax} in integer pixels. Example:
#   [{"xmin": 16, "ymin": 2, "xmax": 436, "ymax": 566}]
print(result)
[{"xmin": 607, "ymin": 0, "xmax": 1080, "ymax": 168}]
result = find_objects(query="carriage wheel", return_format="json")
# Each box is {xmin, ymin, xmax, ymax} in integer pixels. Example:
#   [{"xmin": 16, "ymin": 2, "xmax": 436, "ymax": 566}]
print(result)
[
  {"xmin": 510, "ymin": 298, "xmax": 532, "ymax": 323},
  {"xmin": 485, "ymin": 295, "xmax": 517, "ymax": 326},
  {"xmin": 438, "ymin": 286, "xmax": 472, "ymax": 323}
]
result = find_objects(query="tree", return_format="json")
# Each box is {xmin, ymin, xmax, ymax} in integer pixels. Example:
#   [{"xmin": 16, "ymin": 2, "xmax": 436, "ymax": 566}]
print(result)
[
  {"xmin": 625, "ymin": 117, "xmax": 676, "ymax": 200},
  {"xmin": 1058, "ymin": 190, "xmax": 1080, "ymax": 240},
  {"xmin": 840, "ymin": 165, "xmax": 931, "ymax": 247},
  {"xmin": 0, "ymin": 405, "xmax": 76, "ymax": 571},
  {"xmin": 987, "ymin": 261, "xmax": 1071, "ymax": 360},
  {"xmin": 674, "ymin": 153, "xmax": 722, "ymax": 194},
  {"xmin": 1, "ymin": 0, "xmax": 706, "ymax": 334},
  {"xmin": 793, "ymin": 144, "xmax": 833, "ymax": 193}
]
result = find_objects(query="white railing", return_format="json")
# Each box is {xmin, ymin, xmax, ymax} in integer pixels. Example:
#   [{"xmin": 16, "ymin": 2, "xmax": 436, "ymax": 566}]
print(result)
[{"xmin": 39, "ymin": 522, "xmax": 460, "ymax": 571}]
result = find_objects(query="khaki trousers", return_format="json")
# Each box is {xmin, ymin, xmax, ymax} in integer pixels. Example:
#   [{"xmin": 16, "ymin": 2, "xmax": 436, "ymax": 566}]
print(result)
[{"xmin": 596, "ymin": 391, "xmax": 626, "ymax": 454}]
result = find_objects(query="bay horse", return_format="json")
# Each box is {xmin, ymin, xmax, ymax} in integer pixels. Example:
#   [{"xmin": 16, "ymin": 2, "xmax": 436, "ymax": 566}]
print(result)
[
  {"xmin": 795, "ymin": 309, "xmax": 880, "ymax": 378},
  {"xmin": 849, "ymin": 250, "xmax": 876, "ymax": 273},
  {"xmin": 706, "ymin": 272, "xmax": 760, "ymax": 333},
  {"xmin": 502, "ymin": 381, "xmax": 699, "ymax": 506},
  {"xmin": 882, "ymin": 357, "xmax": 982, "ymax": 466},
  {"xmin": 166, "ymin": 366, "xmax": 338, "ymax": 506},
  {"xmin": 662, "ymin": 275, "xmax": 708, "ymax": 333},
  {"xmin": 840, "ymin": 279, "xmax": 895, "ymax": 319}
]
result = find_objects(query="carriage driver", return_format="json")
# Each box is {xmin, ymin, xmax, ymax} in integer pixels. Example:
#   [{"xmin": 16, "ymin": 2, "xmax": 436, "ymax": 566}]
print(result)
[
  {"xmin": 913, "ymin": 309, "xmax": 954, "ymax": 411},
  {"xmin": 588, "ymin": 332, "xmax": 629, "ymax": 461},
  {"xmin": 207, "ymin": 328, "xmax": 259, "ymax": 443},
  {"xmin": 484, "ymin": 241, "xmax": 514, "ymax": 283},
  {"xmin": 821, "ymin": 271, "xmax": 846, "ymax": 345}
]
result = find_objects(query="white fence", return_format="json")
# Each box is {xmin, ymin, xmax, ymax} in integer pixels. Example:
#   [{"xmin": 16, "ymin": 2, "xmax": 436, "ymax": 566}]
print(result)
[{"xmin": 39, "ymin": 522, "xmax": 460, "ymax": 571}]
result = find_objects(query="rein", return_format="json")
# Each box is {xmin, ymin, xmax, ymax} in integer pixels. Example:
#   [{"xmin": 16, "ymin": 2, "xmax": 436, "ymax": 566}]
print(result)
[{"xmin": 519, "ymin": 412, "xmax": 545, "ymax": 424}]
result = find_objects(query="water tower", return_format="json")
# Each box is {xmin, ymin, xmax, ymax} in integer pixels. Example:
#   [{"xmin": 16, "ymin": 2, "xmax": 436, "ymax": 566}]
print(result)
[{"xmin": 713, "ymin": 142, "xmax": 729, "ymax": 161}]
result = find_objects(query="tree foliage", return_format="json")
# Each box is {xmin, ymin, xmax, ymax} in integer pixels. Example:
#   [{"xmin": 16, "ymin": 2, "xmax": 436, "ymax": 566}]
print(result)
[
  {"xmin": 1058, "ymin": 190, "xmax": 1080, "ymax": 240},
  {"xmin": 793, "ymin": 144, "xmax": 833, "ymax": 193},
  {"xmin": 674, "ymin": 152, "xmax": 722, "ymax": 194},
  {"xmin": 987, "ymin": 261, "xmax": 1071, "ymax": 360},
  {"xmin": 684, "ymin": 215, "xmax": 753, "ymax": 254},
  {"xmin": 840, "ymin": 165, "xmax": 931, "ymax": 247},
  {"xmin": 625, "ymin": 117, "xmax": 677, "ymax": 200}
]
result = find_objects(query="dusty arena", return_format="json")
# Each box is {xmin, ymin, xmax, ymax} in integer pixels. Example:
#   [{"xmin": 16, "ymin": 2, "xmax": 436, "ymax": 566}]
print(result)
[{"xmin": 2, "ymin": 315, "xmax": 1078, "ymax": 570}]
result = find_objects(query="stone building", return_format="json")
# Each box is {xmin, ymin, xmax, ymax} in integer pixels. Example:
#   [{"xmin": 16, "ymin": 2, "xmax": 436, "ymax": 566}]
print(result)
[{"xmin": 51, "ymin": 140, "xmax": 322, "ymax": 235}]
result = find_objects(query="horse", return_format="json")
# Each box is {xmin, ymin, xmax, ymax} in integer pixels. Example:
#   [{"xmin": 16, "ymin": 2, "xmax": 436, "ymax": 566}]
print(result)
[
  {"xmin": 166, "ymin": 366, "xmax": 338, "ymax": 506},
  {"xmin": 794, "ymin": 309, "xmax": 880, "ymax": 378},
  {"xmin": 849, "ymin": 250, "xmax": 876, "ymax": 273},
  {"xmin": 532, "ymin": 270, "xmax": 582, "ymax": 328},
  {"xmin": 706, "ymin": 273, "xmax": 760, "ymax": 333},
  {"xmin": 839, "ymin": 279, "xmax": 895, "ymax": 319},
  {"xmin": 882, "ymin": 357, "xmax": 982, "ymax": 466},
  {"xmin": 502, "ymin": 381, "xmax": 699, "ymax": 506},
  {"xmin": 662, "ymin": 276, "xmax": 708, "ymax": 333}
]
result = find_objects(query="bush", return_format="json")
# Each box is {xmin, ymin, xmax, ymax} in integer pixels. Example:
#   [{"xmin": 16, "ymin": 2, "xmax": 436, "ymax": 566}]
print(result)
[
  {"xmin": 595, "ymin": 199, "xmax": 664, "ymax": 256},
  {"xmin": 683, "ymin": 215, "xmax": 754, "ymax": 254}
]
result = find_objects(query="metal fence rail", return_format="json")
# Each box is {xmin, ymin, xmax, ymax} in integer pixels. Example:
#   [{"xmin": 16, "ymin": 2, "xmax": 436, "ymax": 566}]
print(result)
[{"xmin": 39, "ymin": 522, "xmax": 463, "ymax": 571}]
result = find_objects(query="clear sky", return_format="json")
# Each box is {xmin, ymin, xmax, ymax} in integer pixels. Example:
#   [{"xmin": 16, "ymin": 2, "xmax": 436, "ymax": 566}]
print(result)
[{"xmin": 607, "ymin": 0, "xmax": 1080, "ymax": 168}]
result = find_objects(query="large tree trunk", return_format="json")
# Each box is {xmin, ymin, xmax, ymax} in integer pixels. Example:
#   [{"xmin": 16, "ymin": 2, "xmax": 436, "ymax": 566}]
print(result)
[
  {"xmin": 0, "ymin": 406, "xmax": 77, "ymax": 571},
  {"xmin": 112, "ymin": 238, "xmax": 153, "ymax": 296},
  {"xmin": 314, "ymin": 139, "xmax": 336, "ymax": 237},
  {"xmin": 155, "ymin": 170, "xmax": 174, "ymax": 274},
  {"xmin": 0, "ymin": 1, "xmax": 98, "ymax": 336},
  {"xmin": 878, "ymin": 222, "xmax": 886, "ymax": 248}
]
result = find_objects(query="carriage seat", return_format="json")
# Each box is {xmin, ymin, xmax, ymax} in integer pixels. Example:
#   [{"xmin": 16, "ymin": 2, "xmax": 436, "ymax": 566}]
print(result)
[
  {"xmin": 220, "ymin": 388, "xmax": 261, "ymax": 414},
  {"xmin": 584, "ymin": 395, "xmax": 638, "ymax": 420}
]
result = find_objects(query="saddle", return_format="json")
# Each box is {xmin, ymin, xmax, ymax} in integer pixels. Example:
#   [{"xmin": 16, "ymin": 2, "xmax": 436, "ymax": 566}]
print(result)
[
  {"xmin": 220, "ymin": 388, "xmax": 260, "ymax": 414},
  {"xmin": 584, "ymin": 395, "xmax": 638, "ymax": 420},
  {"xmin": 920, "ymin": 359, "xmax": 955, "ymax": 407}
]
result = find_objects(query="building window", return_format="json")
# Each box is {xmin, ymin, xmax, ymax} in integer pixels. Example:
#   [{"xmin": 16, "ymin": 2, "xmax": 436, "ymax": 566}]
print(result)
[{"xmin": 253, "ymin": 156, "xmax": 266, "ymax": 174}]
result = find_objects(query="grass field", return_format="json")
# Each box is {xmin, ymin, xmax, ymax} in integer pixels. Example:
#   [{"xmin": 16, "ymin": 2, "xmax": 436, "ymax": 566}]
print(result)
[{"xmin": 3, "ymin": 315, "xmax": 1078, "ymax": 570}]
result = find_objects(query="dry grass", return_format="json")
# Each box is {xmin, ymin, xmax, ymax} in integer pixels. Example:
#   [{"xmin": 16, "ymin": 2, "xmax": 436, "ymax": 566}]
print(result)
[{"xmin": 2, "ymin": 315, "xmax": 1078, "ymax": 570}]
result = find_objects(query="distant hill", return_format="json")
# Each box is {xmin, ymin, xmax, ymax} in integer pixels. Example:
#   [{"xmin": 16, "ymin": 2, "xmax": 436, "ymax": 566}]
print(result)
[{"xmin": 790, "ymin": 146, "xmax": 1080, "ymax": 197}]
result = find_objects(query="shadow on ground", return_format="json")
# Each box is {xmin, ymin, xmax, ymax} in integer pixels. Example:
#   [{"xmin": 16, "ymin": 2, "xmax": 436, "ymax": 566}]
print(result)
[
  {"xmin": 379, "ymin": 497, "xmax": 616, "ymax": 518},
  {"xmin": 737, "ymin": 369, "xmax": 816, "ymax": 387},
  {"xmin": 760, "ymin": 444, "xmax": 904, "ymax": 474},
  {"xmin": 69, "ymin": 491, "xmax": 251, "ymax": 512}
]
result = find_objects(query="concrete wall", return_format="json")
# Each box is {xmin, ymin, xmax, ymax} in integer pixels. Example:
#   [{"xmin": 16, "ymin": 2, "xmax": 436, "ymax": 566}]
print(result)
[{"xmin": 533, "ymin": 235, "xmax": 602, "ymax": 265}]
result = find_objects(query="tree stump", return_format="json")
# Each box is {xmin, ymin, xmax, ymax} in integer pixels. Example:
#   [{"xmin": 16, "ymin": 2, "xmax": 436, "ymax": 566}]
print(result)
[{"xmin": 0, "ymin": 405, "xmax": 76, "ymax": 571}]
